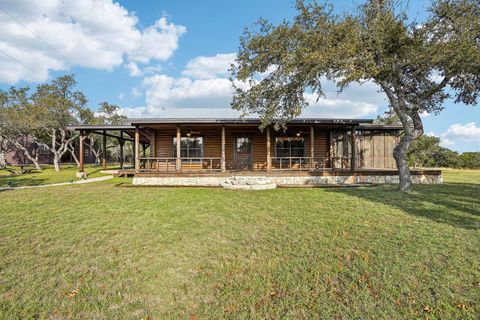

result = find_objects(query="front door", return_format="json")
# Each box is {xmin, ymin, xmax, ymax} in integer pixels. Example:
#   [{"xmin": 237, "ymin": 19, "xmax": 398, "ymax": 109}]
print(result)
[{"xmin": 234, "ymin": 137, "xmax": 252, "ymax": 170}]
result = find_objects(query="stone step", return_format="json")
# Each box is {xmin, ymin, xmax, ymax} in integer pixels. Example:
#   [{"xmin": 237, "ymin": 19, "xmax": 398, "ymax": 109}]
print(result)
[{"xmin": 221, "ymin": 176, "xmax": 277, "ymax": 189}]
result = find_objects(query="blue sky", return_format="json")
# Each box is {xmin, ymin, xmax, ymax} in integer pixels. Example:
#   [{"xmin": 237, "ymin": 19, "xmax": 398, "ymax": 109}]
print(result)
[{"xmin": 0, "ymin": 0, "xmax": 478, "ymax": 152}]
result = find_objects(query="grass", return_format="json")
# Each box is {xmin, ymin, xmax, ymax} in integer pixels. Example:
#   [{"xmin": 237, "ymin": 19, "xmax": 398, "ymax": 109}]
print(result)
[
  {"xmin": 0, "ymin": 170, "xmax": 478, "ymax": 319},
  {"xmin": 0, "ymin": 164, "xmax": 113, "ymax": 187}
]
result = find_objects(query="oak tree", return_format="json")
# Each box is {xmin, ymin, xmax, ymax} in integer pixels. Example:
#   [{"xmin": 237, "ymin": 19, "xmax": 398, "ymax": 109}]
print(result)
[{"xmin": 231, "ymin": 0, "xmax": 480, "ymax": 192}]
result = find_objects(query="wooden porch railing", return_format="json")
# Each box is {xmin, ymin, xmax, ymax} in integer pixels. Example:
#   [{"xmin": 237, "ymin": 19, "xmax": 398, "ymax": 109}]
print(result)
[
  {"xmin": 139, "ymin": 157, "xmax": 223, "ymax": 172},
  {"xmin": 269, "ymin": 156, "xmax": 352, "ymax": 171},
  {"xmin": 138, "ymin": 156, "xmax": 397, "ymax": 173}
]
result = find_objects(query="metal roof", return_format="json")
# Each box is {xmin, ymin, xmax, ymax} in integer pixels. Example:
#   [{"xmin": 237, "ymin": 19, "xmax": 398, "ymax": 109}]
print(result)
[
  {"xmin": 358, "ymin": 124, "xmax": 403, "ymax": 130},
  {"xmin": 126, "ymin": 117, "xmax": 374, "ymax": 125},
  {"xmin": 67, "ymin": 118, "xmax": 405, "ymax": 131}
]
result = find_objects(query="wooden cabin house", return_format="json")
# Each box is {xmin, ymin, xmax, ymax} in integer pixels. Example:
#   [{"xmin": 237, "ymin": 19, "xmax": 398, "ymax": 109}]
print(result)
[{"xmin": 69, "ymin": 118, "xmax": 442, "ymax": 187}]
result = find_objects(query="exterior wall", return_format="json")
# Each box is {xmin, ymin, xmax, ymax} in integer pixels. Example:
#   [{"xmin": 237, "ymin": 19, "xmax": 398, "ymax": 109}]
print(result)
[
  {"xmin": 331, "ymin": 129, "xmax": 400, "ymax": 169},
  {"xmin": 151, "ymin": 125, "xmax": 331, "ymax": 170}
]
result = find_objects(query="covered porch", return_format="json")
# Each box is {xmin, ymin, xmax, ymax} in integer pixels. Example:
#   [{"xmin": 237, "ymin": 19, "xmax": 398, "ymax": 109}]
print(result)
[
  {"xmin": 130, "ymin": 118, "xmax": 384, "ymax": 174},
  {"xmin": 69, "ymin": 118, "xmax": 402, "ymax": 176}
]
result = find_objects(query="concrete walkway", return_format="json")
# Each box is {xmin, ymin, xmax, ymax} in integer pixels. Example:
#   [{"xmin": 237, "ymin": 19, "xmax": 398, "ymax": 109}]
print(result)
[{"xmin": 0, "ymin": 175, "xmax": 114, "ymax": 191}]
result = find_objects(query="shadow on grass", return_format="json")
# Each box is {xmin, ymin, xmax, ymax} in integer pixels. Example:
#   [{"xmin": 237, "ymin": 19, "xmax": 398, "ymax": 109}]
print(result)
[
  {"xmin": 325, "ymin": 182, "xmax": 480, "ymax": 230},
  {"xmin": 0, "ymin": 176, "xmax": 48, "ymax": 188}
]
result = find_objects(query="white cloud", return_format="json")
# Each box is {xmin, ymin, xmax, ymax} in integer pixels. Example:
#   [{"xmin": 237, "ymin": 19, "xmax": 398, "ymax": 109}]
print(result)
[
  {"xmin": 182, "ymin": 53, "xmax": 236, "ymax": 79},
  {"xmin": 143, "ymin": 74, "xmax": 235, "ymax": 109},
  {"xmin": 0, "ymin": 1, "xmax": 185, "ymax": 83},
  {"xmin": 126, "ymin": 61, "xmax": 142, "ymax": 77},
  {"xmin": 302, "ymin": 93, "xmax": 380, "ymax": 118},
  {"xmin": 121, "ymin": 52, "xmax": 387, "ymax": 119},
  {"xmin": 439, "ymin": 122, "xmax": 480, "ymax": 149},
  {"xmin": 443, "ymin": 122, "xmax": 480, "ymax": 140},
  {"xmin": 131, "ymin": 87, "xmax": 142, "ymax": 98},
  {"xmin": 127, "ymin": 16, "xmax": 186, "ymax": 64},
  {"xmin": 420, "ymin": 111, "xmax": 430, "ymax": 118}
]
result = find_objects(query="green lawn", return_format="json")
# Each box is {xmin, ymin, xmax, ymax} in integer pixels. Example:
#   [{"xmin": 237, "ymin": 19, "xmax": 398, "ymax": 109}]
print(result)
[
  {"xmin": 0, "ymin": 164, "xmax": 114, "ymax": 187},
  {"xmin": 0, "ymin": 170, "xmax": 478, "ymax": 319}
]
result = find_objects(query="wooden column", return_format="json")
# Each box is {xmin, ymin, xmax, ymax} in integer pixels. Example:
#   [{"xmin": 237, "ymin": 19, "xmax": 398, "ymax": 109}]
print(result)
[
  {"xmin": 176, "ymin": 126, "xmax": 181, "ymax": 171},
  {"xmin": 221, "ymin": 125, "xmax": 226, "ymax": 172},
  {"xmin": 134, "ymin": 127, "xmax": 140, "ymax": 172},
  {"xmin": 119, "ymin": 131, "xmax": 124, "ymax": 169},
  {"xmin": 150, "ymin": 132, "xmax": 156, "ymax": 157},
  {"xmin": 142, "ymin": 143, "xmax": 146, "ymax": 157},
  {"xmin": 266, "ymin": 126, "xmax": 271, "ymax": 171},
  {"xmin": 351, "ymin": 126, "xmax": 356, "ymax": 171},
  {"xmin": 102, "ymin": 130, "xmax": 107, "ymax": 169},
  {"xmin": 310, "ymin": 125, "xmax": 315, "ymax": 169},
  {"xmin": 79, "ymin": 131, "xmax": 85, "ymax": 172}
]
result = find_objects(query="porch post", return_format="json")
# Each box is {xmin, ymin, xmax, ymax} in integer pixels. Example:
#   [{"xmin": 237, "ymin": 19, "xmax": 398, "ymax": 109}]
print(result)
[
  {"xmin": 79, "ymin": 130, "xmax": 85, "ymax": 173},
  {"xmin": 221, "ymin": 125, "xmax": 226, "ymax": 172},
  {"xmin": 142, "ymin": 143, "xmax": 146, "ymax": 157},
  {"xmin": 351, "ymin": 126, "xmax": 356, "ymax": 171},
  {"xmin": 176, "ymin": 126, "xmax": 181, "ymax": 171},
  {"xmin": 134, "ymin": 126, "xmax": 140, "ymax": 172},
  {"xmin": 102, "ymin": 130, "xmax": 107, "ymax": 169},
  {"xmin": 266, "ymin": 126, "xmax": 271, "ymax": 171},
  {"xmin": 150, "ymin": 132, "xmax": 156, "ymax": 157},
  {"xmin": 310, "ymin": 125, "xmax": 315, "ymax": 169},
  {"xmin": 119, "ymin": 131, "xmax": 124, "ymax": 169}
]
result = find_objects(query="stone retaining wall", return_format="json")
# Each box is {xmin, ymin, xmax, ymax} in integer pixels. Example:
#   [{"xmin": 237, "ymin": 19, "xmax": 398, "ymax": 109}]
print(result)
[{"xmin": 133, "ymin": 173, "xmax": 442, "ymax": 188}]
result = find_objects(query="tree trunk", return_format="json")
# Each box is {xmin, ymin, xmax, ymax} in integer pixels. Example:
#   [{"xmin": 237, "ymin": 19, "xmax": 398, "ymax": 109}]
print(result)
[
  {"xmin": 392, "ymin": 113, "xmax": 423, "ymax": 192},
  {"xmin": 11, "ymin": 140, "xmax": 42, "ymax": 170},
  {"xmin": 0, "ymin": 137, "xmax": 6, "ymax": 167},
  {"xmin": 67, "ymin": 141, "xmax": 80, "ymax": 167},
  {"xmin": 53, "ymin": 154, "xmax": 61, "ymax": 171},
  {"xmin": 92, "ymin": 145, "xmax": 101, "ymax": 166},
  {"xmin": 0, "ymin": 150, "xmax": 5, "ymax": 167},
  {"xmin": 393, "ymin": 134, "xmax": 413, "ymax": 192},
  {"xmin": 379, "ymin": 83, "xmax": 426, "ymax": 193}
]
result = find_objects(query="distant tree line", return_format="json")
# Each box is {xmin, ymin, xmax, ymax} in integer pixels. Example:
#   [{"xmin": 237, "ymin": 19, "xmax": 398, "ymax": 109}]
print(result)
[
  {"xmin": 407, "ymin": 135, "xmax": 480, "ymax": 169},
  {"xmin": 0, "ymin": 75, "xmax": 126, "ymax": 171}
]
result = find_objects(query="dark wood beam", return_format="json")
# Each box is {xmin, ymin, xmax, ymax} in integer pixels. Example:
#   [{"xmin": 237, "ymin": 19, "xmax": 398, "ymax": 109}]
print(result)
[
  {"xmin": 134, "ymin": 127, "xmax": 140, "ymax": 172},
  {"xmin": 79, "ymin": 131, "xmax": 85, "ymax": 173},
  {"xmin": 351, "ymin": 127, "xmax": 356, "ymax": 171},
  {"xmin": 176, "ymin": 126, "xmax": 181, "ymax": 171},
  {"xmin": 88, "ymin": 130, "xmax": 134, "ymax": 142},
  {"xmin": 102, "ymin": 130, "xmax": 107, "ymax": 169},
  {"xmin": 221, "ymin": 125, "xmax": 226, "ymax": 172},
  {"xmin": 119, "ymin": 131, "xmax": 124, "ymax": 169},
  {"xmin": 266, "ymin": 126, "xmax": 271, "ymax": 171}
]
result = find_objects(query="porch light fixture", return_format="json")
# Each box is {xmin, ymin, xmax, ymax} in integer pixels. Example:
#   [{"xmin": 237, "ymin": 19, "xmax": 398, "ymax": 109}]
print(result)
[
  {"xmin": 296, "ymin": 131, "xmax": 302, "ymax": 137},
  {"xmin": 186, "ymin": 131, "xmax": 191, "ymax": 137}
]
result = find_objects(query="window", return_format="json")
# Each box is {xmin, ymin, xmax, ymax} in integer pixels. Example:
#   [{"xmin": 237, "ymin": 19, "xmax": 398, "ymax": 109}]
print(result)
[
  {"xmin": 275, "ymin": 137, "xmax": 305, "ymax": 158},
  {"xmin": 173, "ymin": 137, "xmax": 204, "ymax": 158}
]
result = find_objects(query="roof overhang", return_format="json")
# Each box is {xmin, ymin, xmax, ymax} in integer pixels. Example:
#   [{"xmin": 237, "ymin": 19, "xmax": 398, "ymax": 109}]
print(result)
[
  {"xmin": 67, "ymin": 118, "xmax": 396, "ymax": 131},
  {"xmin": 66, "ymin": 125, "xmax": 135, "ymax": 131},
  {"xmin": 127, "ymin": 118, "xmax": 374, "ymax": 125},
  {"xmin": 357, "ymin": 124, "xmax": 403, "ymax": 130}
]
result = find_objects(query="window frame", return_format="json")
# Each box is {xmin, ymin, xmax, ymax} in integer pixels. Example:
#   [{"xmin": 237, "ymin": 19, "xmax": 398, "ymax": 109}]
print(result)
[
  {"xmin": 172, "ymin": 136, "xmax": 204, "ymax": 159},
  {"xmin": 274, "ymin": 136, "xmax": 306, "ymax": 158}
]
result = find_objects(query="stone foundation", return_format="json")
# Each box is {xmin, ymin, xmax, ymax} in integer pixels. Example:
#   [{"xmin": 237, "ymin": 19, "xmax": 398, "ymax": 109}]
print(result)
[{"xmin": 132, "ymin": 173, "xmax": 442, "ymax": 188}]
